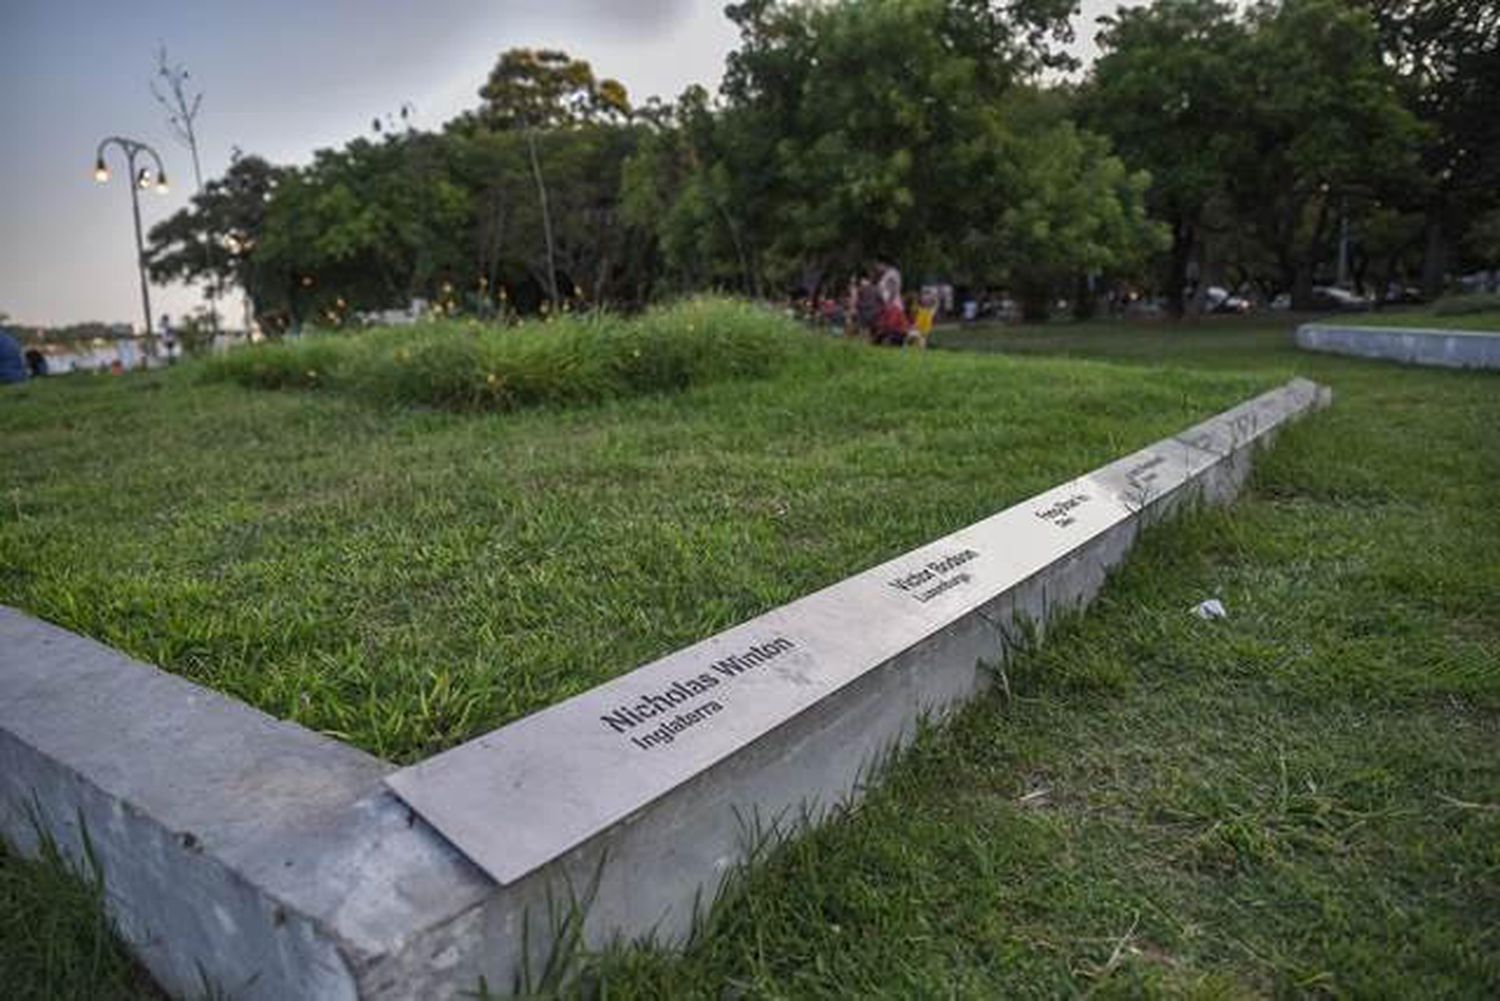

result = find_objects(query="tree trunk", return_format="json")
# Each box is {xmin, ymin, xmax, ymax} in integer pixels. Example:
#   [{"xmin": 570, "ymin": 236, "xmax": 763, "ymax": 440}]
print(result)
[
  {"xmin": 487, "ymin": 196, "xmax": 506, "ymax": 313},
  {"xmin": 287, "ymin": 274, "xmax": 305, "ymax": 336},
  {"xmin": 1420, "ymin": 210, "xmax": 1447, "ymax": 301},
  {"xmin": 1351, "ymin": 250, "xmax": 1369, "ymax": 302},
  {"xmin": 1290, "ymin": 262, "xmax": 1317, "ymax": 311},
  {"xmin": 1165, "ymin": 219, "xmax": 1194, "ymax": 319},
  {"xmin": 188, "ymin": 138, "xmax": 220, "ymax": 337},
  {"xmin": 712, "ymin": 197, "xmax": 755, "ymax": 298},
  {"xmin": 1072, "ymin": 273, "xmax": 1096, "ymax": 320},
  {"xmin": 1289, "ymin": 197, "xmax": 1332, "ymax": 311},
  {"xmin": 1019, "ymin": 281, "xmax": 1051, "ymax": 323},
  {"xmin": 526, "ymin": 127, "xmax": 561, "ymax": 310},
  {"xmin": 1374, "ymin": 253, "xmax": 1397, "ymax": 308}
]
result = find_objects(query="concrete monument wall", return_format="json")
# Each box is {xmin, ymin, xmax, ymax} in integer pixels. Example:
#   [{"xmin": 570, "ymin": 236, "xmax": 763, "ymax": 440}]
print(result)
[{"xmin": 1296, "ymin": 322, "xmax": 1500, "ymax": 369}]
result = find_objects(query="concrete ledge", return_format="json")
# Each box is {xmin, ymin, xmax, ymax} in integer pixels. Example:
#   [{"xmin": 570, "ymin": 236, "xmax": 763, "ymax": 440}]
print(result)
[
  {"xmin": 1, "ymin": 378, "xmax": 1330, "ymax": 998},
  {"xmin": 1296, "ymin": 322, "xmax": 1500, "ymax": 369},
  {"xmin": 0, "ymin": 611, "xmax": 499, "ymax": 999}
]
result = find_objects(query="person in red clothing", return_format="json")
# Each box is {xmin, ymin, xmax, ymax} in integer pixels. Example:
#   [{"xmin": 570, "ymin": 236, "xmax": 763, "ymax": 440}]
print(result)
[{"xmin": 874, "ymin": 296, "xmax": 909, "ymax": 346}]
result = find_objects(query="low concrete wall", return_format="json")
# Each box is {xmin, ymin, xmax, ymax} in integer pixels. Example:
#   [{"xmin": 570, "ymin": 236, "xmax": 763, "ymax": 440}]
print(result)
[
  {"xmin": 0, "ymin": 378, "xmax": 1330, "ymax": 998},
  {"xmin": 1296, "ymin": 322, "xmax": 1500, "ymax": 369}
]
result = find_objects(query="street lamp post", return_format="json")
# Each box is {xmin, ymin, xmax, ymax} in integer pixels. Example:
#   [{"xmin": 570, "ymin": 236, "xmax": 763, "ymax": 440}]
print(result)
[{"xmin": 94, "ymin": 136, "xmax": 168, "ymax": 343}]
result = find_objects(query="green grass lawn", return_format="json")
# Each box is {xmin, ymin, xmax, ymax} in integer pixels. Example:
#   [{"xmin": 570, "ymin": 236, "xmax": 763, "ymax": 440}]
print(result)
[
  {"xmin": 0, "ymin": 319, "xmax": 1265, "ymax": 762},
  {"xmin": 4, "ymin": 313, "xmax": 1497, "ymax": 997},
  {"xmin": 1338, "ymin": 309, "xmax": 1500, "ymax": 332}
]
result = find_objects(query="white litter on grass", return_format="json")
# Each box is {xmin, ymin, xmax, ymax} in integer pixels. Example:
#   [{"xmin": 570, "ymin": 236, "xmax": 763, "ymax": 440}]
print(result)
[{"xmin": 1192, "ymin": 598, "xmax": 1228, "ymax": 621}]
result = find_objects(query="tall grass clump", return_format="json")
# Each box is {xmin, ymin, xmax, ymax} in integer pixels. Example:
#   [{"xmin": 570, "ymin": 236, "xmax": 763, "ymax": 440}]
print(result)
[{"xmin": 204, "ymin": 297, "xmax": 835, "ymax": 412}]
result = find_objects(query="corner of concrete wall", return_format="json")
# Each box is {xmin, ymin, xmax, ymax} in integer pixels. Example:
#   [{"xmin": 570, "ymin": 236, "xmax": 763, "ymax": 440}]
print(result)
[{"xmin": 0, "ymin": 610, "xmax": 493, "ymax": 999}]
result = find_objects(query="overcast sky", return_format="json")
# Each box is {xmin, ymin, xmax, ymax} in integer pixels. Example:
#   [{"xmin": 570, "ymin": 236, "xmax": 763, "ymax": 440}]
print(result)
[{"xmin": 0, "ymin": 1, "xmax": 1131, "ymax": 328}]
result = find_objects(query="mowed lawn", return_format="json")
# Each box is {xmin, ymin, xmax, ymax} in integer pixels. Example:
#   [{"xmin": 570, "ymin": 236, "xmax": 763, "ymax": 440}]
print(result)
[
  {"xmin": 3, "ymin": 314, "xmax": 1497, "ymax": 998},
  {"xmin": 0, "ymin": 333, "xmax": 1264, "ymax": 762},
  {"xmin": 1339, "ymin": 308, "xmax": 1500, "ymax": 332}
]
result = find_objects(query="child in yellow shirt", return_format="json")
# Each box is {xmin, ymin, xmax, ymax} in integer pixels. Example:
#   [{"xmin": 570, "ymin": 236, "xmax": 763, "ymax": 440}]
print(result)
[{"xmin": 908, "ymin": 290, "xmax": 937, "ymax": 349}]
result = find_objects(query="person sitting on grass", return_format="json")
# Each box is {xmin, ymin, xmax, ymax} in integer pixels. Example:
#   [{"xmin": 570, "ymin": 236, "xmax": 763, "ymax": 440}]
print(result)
[
  {"xmin": 875, "ymin": 296, "xmax": 910, "ymax": 347},
  {"xmin": 819, "ymin": 295, "xmax": 844, "ymax": 333}
]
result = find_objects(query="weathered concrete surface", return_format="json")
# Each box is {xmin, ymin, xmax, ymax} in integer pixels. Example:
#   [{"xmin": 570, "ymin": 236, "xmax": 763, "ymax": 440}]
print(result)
[
  {"xmin": 1, "ymin": 378, "xmax": 1330, "ymax": 998},
  {"xmin": 1296, "ymin": 322, "xmax": 1500, "ymax": 369},
  {"xmin": 0, "ymin": 612, "xmax": 496, "ymax": 999}
]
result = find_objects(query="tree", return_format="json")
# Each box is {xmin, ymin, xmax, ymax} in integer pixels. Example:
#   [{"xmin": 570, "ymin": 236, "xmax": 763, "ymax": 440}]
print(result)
[
  {"xmin": 451, "ymin": 114, "xmax": 649, "ymax": 311},
  {"xmin": 622, "ymin": 87, "xmax": 758, "ymax": 295},
  {"xmin": 478, "ymin": 49, "xmax": 630, "ymax": 130},
  {"xmin": 147, "ymin": 153, "xmax": 285, "ymax": 326},
  {"xmin": 680, "ymin": 0, "xmax": 1155, "ymax": 314},
  {"xmin": 152, "ymin": 46, "xmax": 219, "ymax": 334},
  {"xmin": 173, "ymin": 306, "xmax": 221, "ymax": 356},
  {"xmin": 1355, "ymin": 1, "xmax": 1500, "ymax": 296},
  {"xmin": 703, "ymin": 0, "xmax": 1091, "ymax": 294},
  {"xmin": 477, "ymin": 49, "xmax": 631, "ymax": 310},
  {"xmin": 990, "ymin": 93, "xmax": 1165, "ymax": 319},
  {"xmin": 1088, "ymin": 0, "xmax": 1425, "ymax": 309},
  {"xmin": 144, "ymin": 2, "xmax": 1197, "ymax": 325},
  {"xmin": 1222, "ymin": 0, "xmax": 1421, "ymax": 307},
  {"xmin": 252, "ymin": 134, "xmax": 471, "ymax": 327},
  {"xmin": 1086, "ymin": 0, "xmax": 1246, "ymax": 316}
]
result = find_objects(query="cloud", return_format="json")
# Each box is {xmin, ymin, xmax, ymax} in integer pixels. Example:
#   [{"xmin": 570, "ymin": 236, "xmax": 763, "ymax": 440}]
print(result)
[{"xmin": 512, "ymin": 0, "xmax": 698, "ymax": 39}]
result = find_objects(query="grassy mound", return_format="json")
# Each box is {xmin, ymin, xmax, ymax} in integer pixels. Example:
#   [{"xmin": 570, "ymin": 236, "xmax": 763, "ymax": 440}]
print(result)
[
  {"xmin": 204, "ymin": 298, "xmax": 834, "ymax": 411},
  {"xmin": 1342, "ymin": 307, "xmax": 1500, "ymax": 332},
  {"xmin": 1433, "ymin": 291, "xmax": 1500, "ymax": 317}
]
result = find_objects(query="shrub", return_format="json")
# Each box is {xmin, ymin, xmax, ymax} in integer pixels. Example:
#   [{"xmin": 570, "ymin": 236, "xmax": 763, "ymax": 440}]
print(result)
[
  {"xmin": 203, "ymin": 298, "xmax": 836, "ymax": 412},
  {"xmin": 214, "ymin": 338, "xmax": 347, "ymax": 391}
]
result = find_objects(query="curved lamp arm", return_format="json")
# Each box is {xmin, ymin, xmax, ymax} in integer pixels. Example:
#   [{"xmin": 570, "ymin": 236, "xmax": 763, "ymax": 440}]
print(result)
[{"xmin": 94, "ymin": 135, "xmax": 169, "ymax": 192}]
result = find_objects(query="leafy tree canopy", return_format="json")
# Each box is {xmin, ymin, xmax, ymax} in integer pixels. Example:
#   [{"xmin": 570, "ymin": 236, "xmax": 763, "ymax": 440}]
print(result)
[{"xmin": 478, "ymin": 48, "xmax": 631, "ymax": 130}]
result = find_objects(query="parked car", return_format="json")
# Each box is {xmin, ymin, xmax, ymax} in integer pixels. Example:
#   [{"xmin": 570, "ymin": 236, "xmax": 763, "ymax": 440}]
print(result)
[
  {"xmin": 1205, "ymin": 286, "xmax": 1252, "ymax": 314},
  {"xmin": 1458, "ymin": 270, "xmax": 1499, "ymax": 294},
  {"xmin": 1123, "ymin": 297, "xmax": 1166, "ymax": 318},
  {"xmin": 1269, "ymin": 287, "xmax": 1372, "ymax": 311},
  {"xmin": 1381, "ymin": 284, "xmax": 1426, "ymax": 305},
  {"xmin": 1311, "ymin": 286, "xmax": 1372, "ymax": 312}
]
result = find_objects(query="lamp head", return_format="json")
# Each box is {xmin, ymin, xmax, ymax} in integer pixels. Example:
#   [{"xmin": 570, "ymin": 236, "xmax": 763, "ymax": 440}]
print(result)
[
  {"xmin": 136, "ymin": 168, "xmax": 152, "ymax": 189},
  {"xmin": 156, "ymin": 172, "xmax": 169, "ymax": 194},
  {"xmin": 94, "ymin": 157, "xmax": 109, "ymax": 183}
]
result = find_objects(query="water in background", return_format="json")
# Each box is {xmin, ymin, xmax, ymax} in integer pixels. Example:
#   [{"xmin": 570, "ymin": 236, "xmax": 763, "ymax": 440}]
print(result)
[{"xmin": 37, "ymin": 334, "xmax": 248, "ymax": 375}]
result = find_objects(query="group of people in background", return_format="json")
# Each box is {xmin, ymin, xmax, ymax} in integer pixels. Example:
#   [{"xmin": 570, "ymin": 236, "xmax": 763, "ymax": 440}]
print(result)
[{"xmin": 805, "ymin": 261, "xmax": 941, "ymax": 348}]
